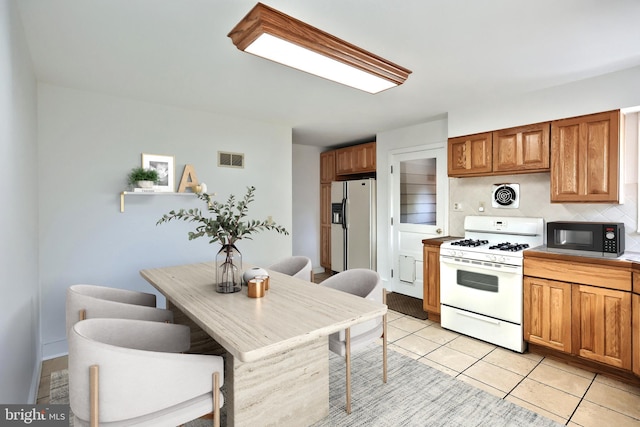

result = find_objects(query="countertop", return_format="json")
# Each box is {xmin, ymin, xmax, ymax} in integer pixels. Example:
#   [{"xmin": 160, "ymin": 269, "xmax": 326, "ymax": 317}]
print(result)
[
  {"xmin": 526, "ymin": 245, "xmax": 640, "ymax": 270},
  {"xmin": 422, "ymin": 236, "xmax": 462, "ymax": 246}
]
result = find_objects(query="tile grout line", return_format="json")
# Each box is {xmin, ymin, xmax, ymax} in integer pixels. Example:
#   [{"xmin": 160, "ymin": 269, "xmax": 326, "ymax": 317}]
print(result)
[{"xmin": 563, "ymin": 375, "xmax": 597, "ymax": 426}]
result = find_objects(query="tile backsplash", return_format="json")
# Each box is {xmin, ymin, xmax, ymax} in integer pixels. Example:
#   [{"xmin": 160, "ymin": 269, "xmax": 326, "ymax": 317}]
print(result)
[{"xmin": 448, "ymin": 173, "xmax": 640, "ymax": 252}]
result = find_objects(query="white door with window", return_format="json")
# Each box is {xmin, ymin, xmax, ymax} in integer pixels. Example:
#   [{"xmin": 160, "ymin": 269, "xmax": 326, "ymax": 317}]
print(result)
[{"xmin": 389, "ymin": 144, "xmax": 448, "ymax": 299}]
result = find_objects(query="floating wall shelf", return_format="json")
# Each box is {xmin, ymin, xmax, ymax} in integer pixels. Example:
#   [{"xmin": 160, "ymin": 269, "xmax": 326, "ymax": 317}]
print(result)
[{"xmin": 119, "ymin": 191, "xmax": 196, "ymax": 213}]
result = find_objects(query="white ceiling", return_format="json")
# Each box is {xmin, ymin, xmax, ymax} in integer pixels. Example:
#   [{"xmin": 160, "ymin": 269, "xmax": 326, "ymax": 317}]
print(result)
[{"xmin": 16, "ymin": 0, "xmax": 640, "ymax": 147}]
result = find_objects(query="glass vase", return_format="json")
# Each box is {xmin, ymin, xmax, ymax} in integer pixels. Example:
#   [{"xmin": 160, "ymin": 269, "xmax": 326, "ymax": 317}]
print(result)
[{"xmin": 215, "ymin": 244, "xmax": 242, "ymax": 293}]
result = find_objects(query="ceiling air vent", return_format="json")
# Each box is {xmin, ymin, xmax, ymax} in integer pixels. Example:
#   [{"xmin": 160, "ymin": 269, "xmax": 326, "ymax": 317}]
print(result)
[{"xmin": 218, "ymin": 151, "xmax": 244, "ymax": 169}]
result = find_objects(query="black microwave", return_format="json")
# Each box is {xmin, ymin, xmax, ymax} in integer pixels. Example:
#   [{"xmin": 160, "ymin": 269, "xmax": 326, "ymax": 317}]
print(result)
[{"xmin": 546, "ymin": 221, "xmax": 625, "ymax": 257}]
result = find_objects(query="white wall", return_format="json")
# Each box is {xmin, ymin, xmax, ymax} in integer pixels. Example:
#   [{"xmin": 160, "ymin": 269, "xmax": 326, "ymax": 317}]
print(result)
[
  {"xmin": 292, "ymin": 144, "xmax": 322, "ymax": 271},
  {"xmin": 376, "ymin": 119, "xmax": 448, "ymax": 289},
  {"xmin": 38, "ymin": 84, "xmax": 293, "ymax": 358},
  {"xmin": 0, "ymin": 0, "xmax": 39, "ymax": 403},
  {"xmin": 449, "ymin": 65, "xmax": 640, "ymax": 138}
]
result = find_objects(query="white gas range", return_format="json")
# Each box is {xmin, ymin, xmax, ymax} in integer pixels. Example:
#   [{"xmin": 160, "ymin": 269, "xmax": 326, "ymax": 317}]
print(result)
[{"xmin": 439, "ymin": 216, "xmax": 544, "ymax": 353}]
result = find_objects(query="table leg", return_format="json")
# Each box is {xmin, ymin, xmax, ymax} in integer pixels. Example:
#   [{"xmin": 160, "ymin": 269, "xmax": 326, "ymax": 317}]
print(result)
[{"xmin": 226, "ymin": 337, "xmax": 329, "ymax": 426}]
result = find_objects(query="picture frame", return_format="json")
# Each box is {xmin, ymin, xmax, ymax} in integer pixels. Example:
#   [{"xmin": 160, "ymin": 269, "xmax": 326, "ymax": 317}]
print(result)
[{"xmin": 142, "ymin": 153, "xmax": 175, "ymax": 192}]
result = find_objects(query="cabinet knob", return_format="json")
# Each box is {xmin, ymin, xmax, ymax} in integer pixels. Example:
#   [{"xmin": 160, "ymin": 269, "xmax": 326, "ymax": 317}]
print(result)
[{"xmin": 436, "ymin": 228, "xmax": 442, "ymax": 234}]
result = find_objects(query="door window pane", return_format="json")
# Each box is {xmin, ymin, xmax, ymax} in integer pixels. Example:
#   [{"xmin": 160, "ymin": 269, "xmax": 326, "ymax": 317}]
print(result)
[{"xmin": 400, "ymin": 158, "xmax": 436, "ymax": 225}]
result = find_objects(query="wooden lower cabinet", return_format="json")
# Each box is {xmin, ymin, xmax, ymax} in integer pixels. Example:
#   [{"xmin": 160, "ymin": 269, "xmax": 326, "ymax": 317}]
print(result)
[
  {"xmin": 633, "ymin": 294, "xmax": 640, "ymax": 376},
  {"xmin": 422, "ymin": 245, "xmax": 440, "ymax": 315},
  {"xmin": 524, "ymin": 277, "xmax": 632, "ymax": 370},
  {"xmin": 524, "ymin": 277, "xmax": 572, "ymax": 352},
  {"xmin": 572, "ymin": 284, "xmax": 632, "ymax": 370}
]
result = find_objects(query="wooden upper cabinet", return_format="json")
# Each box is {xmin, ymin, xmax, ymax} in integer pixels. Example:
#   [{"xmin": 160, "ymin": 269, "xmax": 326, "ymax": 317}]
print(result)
[
  {"xmin": 352, "ymin": 142, "xmax": 376, "ymax": 172},
  {"xmin": 335, "ymin": 142, "xmax": 376, "ymax": 175},
  {"xmin": 493, "ymin": 122, "xmax": 550, "ymax": 173},
  {"xmin": 447, "ymin": 132, "xmax": 492, "ymax": 177},
  {"xmin": 551, "ymin": 110, "xmax": 620, "ymax": 202},
  {"xmin": 320, "ymin": 151, "xmax": 336, "ymax": 183}
]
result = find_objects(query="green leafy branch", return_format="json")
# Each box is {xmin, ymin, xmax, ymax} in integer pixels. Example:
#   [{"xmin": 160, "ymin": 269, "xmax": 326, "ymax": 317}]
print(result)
[{"xmin": 157, "ymin": 186, "xmax": 289, "ymax": 245}]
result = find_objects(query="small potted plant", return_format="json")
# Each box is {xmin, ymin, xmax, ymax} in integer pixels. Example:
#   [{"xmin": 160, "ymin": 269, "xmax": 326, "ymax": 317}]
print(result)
[{"xmin": 127, "ymin": 167, "xmax": 159, "ymax": 188}]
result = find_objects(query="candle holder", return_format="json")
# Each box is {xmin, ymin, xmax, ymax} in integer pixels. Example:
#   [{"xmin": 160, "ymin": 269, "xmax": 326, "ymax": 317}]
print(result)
[{"xmin": 247, "ymin": 278, "xmax": 265, "ymax": 298}]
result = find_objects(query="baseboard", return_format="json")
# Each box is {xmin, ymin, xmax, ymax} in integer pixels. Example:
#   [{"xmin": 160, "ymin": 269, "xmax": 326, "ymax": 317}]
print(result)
[
  {"xmin": 29, "ymin": 353, "xmax": 42, "ymax": 404},
  {"xmin": 42, "ymin": 337, "xmax": 68, "ymax": 360},
  {"xmin": 312, "ymin": 266, "xmax": 325, "ymax": 275}
]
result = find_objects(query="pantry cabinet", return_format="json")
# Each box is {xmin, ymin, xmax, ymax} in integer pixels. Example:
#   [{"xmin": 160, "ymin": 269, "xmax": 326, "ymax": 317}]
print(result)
[
  {"xmin": 523, "ymin": 251, "xmax": 633, "ymax": 372},
  {"xmin": 320, "ymin": 150, "xmax": 336, "ymax": 184},
  {"xmin": 320, "ymin": 151, "xmax": 336, "ymax": 270},
  {"xmin": 550, "ymin": 110, "xmax": 621, "ymax": 203}
]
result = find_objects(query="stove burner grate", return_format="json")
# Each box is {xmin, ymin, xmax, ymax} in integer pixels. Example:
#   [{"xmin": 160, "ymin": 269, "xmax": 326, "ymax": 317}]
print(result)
[
  {"xmin": 451, "ymin": 239, "xmax": 488, "ymax": 247},
  {"xmin": 488, "ymin": 242, "xmax": 530, "ymax": 252}
]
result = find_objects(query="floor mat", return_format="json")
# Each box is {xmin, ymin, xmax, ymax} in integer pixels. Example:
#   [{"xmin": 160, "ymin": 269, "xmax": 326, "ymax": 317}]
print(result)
[{"xmin": 386, "ymin": 292, "xmax": 428, "ymax": 320}]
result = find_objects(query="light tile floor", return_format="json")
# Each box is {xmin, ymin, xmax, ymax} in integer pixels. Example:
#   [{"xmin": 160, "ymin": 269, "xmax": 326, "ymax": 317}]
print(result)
[{"xmin": 385, "ymin": 309, "xmax": 640, "ymax": 426}]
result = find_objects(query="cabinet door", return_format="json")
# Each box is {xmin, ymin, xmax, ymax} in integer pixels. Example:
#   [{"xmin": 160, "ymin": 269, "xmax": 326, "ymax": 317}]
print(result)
[
  {"xmin": 447, "ymin": 132, "xmax": 492, "ymax": 176},
  {"xmin": 352, "ymin": 142, "xmax": 376, "ymax": 173},
  {"xmin": 320, "ymin": 183, "xmax": 332, "ymax": 270},
  {"xmin": 493, "ymin": 123, "xmax": 550, "ymax": 173},
  {"xmin": 572, "ymin": 284, "xmax": 631, "ymax": 369},
  {"xmin": 320, "ymin": 183, "xmax": 331, "ymax": 226},
  {"xmin": 633, "ymin": 293, "xmax": 640, "ymax": 376},
  {"xmin": 551, "ymin": 110, "xmax": 620, "ymax": 202},
  {"xmin": 320, "ymin": 151, "xmax": 336, "ymax": 183},
  {"xmin": 524, "ymin": 277, "xmax": 572, "ymax": 352},
  {"xmin": 422, "ymin": 245, "xmax": 440, "ymax": 314},
  {"xmin": 320, "ymin": 225, "xmax": 331, "ymax": 270},
  {"xmin": 335, "ymin": 148, "xmax": 353, "ymax": 175}
]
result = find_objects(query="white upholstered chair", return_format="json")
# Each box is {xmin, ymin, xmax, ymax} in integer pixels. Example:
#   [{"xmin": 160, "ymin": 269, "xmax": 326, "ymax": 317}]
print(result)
[
  {"xmin": 68, "ymin": 318, "xmax": 224, "ymax": 427},
  {"xmin": 268, "ymin": 256, "xmax": 313, "ymax": 281},
  {"xmin": 65, "ymin": 284, "xmax": 173, "ymax": 334},
  {"xmin": 320, "ymin": 268, "xmax": 387, "ymax": 414}
]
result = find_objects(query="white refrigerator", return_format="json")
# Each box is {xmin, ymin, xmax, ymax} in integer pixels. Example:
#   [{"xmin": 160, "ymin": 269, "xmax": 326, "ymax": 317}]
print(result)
[{"xmin": 330, "ymin": 178, "xmax": 376, "ymax": 272}]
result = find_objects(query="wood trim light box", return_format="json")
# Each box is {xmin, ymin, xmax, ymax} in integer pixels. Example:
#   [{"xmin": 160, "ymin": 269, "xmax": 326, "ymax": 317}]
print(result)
[{"xmin": 228, "ymin": 2, "xmax": 411, "ymax": 94}]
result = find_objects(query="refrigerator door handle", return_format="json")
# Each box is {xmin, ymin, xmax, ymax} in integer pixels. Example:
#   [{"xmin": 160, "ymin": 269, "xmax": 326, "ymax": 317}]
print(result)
[{"xmin": 341, "ymin": 198, "xmax": 347, "ymax": 229}]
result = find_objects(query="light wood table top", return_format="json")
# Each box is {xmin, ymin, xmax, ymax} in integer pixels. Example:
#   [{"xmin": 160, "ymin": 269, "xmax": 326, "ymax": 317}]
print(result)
[{"xmin": 140, "ymin": 262, "xmax": 387, "ymax": 362}]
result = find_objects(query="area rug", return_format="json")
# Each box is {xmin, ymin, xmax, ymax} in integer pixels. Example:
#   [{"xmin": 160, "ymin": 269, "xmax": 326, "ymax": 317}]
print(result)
[
  {"xmin": 386, "ymin": 291, "xmax": 429, "ymax": 320},
  {"xmin": 52, "ymin": 346, "xmax": 562, "ymax": 427}
]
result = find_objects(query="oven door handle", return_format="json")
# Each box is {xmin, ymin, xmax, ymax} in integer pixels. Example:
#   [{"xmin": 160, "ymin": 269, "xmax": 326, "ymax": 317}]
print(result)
[
  {"xmin": 439, "ymin": 255, "xmax": 521, "ymax": 273},
  {"xmin": 454, "ymin": 309, "xmax": 501, "ymax": 325}
]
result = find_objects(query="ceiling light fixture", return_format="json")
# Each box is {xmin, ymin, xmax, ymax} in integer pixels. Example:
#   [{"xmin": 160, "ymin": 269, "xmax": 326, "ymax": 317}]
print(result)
[{"xmin": 227, "ymin": 3, "xmax": 411, "ymax": 94}]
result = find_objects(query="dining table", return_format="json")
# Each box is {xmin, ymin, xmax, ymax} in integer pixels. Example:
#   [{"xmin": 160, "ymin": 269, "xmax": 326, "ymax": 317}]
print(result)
[{"xmin": 140, "ymin": 261, "xmax": 387, "ymax": 426}]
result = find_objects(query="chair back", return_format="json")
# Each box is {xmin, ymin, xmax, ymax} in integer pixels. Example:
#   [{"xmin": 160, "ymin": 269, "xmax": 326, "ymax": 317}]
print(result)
[
  {"xmin": 65, "ymin": 284, "xmax": 172, "ymax": 334},
  {"xmin": 268, "ymin": 256, "xmax": 312, "ymax": 281},
  {"xmin": 321, "ymin": 269, "xmax": 383, "ymax": 348},
  {"xmin": 69, "ymin": 318, "xmax": 224, "ymax": 425}
]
